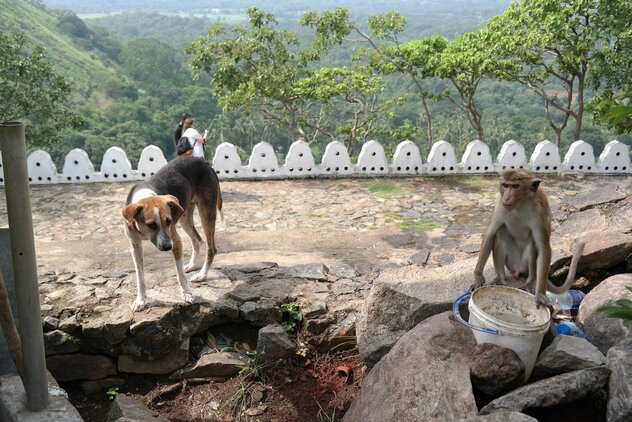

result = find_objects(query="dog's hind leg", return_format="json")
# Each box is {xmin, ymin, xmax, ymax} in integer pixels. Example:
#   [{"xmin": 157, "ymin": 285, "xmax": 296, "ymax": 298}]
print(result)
[
  {"xmin": 189, "ymin": 200, "xmax": 217, "ymax": 283},
  {"xmin": 169, "ymin": 225, "xmax": 195, "ymax": 303},
  {"xmin": 179, "ymin": 204, "xmax": 203, "ymax": 273}
]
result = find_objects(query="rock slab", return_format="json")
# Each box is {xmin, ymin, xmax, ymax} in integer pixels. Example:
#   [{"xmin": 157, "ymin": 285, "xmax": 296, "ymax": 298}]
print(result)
[{"xmin": 343, "ymin": 311, "xmax": 478, "ymax": 422}]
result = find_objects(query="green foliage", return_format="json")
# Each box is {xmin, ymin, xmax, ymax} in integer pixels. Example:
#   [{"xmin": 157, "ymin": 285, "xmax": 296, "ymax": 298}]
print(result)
[
  {"xmin": 106, "ymin": 386, "xmax": 119, "ymax": 401},
  {"xmin": 0, "ymin": 30, "xmax": 80, "ymax": 130},
  {"xmin": 281, "ymin": 301, "xmax": 303, "ymax": 333},
  {"xmin": 598, "ymin": 287, "xmax": 632, "ymax": 326}
]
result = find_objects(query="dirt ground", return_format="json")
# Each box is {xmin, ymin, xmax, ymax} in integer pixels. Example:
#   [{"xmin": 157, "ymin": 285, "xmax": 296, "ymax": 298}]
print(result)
[{"xmin": 64, "ymin": 343, "xmax": 363, "ymax": 422}]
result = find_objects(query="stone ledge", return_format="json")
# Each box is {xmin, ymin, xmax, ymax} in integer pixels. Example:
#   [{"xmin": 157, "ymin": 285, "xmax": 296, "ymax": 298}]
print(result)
[{"xmin": 0, "ymin": 372, "xmax": 83, "ymax": 422}]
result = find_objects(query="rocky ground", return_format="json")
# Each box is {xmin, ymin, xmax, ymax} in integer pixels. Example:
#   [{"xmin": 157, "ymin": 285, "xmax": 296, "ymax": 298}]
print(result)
[{"xmin": 1, "ymin": 173, "xmax": 630, "ymax": 421}]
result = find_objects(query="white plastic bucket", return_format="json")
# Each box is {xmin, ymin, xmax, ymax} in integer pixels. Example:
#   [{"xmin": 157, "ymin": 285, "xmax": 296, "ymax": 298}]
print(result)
[{"xmin": 453, "ymin": 285, "xmax": 551, "ymax": 380}]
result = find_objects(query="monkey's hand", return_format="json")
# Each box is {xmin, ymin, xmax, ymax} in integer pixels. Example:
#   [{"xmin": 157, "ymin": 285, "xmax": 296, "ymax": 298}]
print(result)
[{"xmin": 471, "ymin": 272, "xmax": 486, "ymax": 292}]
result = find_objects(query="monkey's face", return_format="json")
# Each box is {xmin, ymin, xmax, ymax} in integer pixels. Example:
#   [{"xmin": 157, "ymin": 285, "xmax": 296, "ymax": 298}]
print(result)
[{"xmin": 500, "ymin": 181, "xmax": 524, "ymax": 211}]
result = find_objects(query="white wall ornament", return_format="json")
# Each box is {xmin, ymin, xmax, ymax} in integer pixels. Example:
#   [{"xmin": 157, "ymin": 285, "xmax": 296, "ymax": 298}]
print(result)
[
  {"xmin": 497, "ymin": 140, "xmax": 527, "ymax": 171},
  {"xmin": 530, "ymin": 140, "xmax": 561, "ymax": 173},
  {"xmin": 212, "ymin": 142, "xmax": 242, "ymax": 178},
  {"xmin": 283, "ymin": 140, "xmax": 317, "ymax": 177},
  {"xmin": 598, "ymin": 140, "xmax": 630, "ymax": 173},
  {"xmin": 461, "ymin": 140, "xmax": 493, "ymax": 173},
  {"xmin": 321, "ymin": 140, "xmax": 354, "ymax": 176},
  {"xmin": 392, "ymin": 140, "xmax": 423, "ymax": 175},
  {"xmin": 27, "ymin": 150, "xmax": 59, "ymax": 184},
  {"xmin": 137, "ymin": 145, "xmax": 167, "ymax": 179},
  {"xmin": 0, "ymin": 152, "xmax": 4, "ymax": 185},
  {"xmin": 62, "ymin": 148, "xmax": 100, "ymax": 183},
  {"xmin": 427, "ymin": 140, "xmax": 458, "ymax": 174},
  {"xmin": 357, "ymin": 140, "xmax": 389, "ymax": 175},
  {"xmin": 562, "ymin": 140, "xmax": 595, "ymax": 173},
  {"xmin": 248, "ymin": 142, "xmax": 280, "ymax": 178},
  {"xmin": 100, "ymin": 146, "xmax": 134, "ymax": 182}
]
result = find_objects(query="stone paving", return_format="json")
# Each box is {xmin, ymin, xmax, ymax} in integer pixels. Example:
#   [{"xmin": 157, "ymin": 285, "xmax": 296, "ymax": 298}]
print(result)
[{"xmin": 0, "ymin": 174, "xmax": 629, "ymax": 313}]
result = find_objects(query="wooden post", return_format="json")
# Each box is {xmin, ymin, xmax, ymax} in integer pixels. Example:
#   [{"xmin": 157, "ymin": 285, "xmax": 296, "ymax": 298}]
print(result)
[{"xmin": 0, "ymin": 122, "xmax": 49, "ymax": 411}]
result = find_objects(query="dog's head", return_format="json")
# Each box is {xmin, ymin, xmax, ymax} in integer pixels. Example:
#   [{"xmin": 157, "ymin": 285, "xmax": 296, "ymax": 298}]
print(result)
[{"xmin": 122, "ymin": 194, "xmax": 184, "ymax": 251}]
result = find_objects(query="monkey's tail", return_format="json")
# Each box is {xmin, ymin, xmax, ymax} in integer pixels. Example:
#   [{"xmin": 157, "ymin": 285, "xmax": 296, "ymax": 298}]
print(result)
[{"xmin": 547, "ymin": 241, "xmax": 586, "ymax": 294}]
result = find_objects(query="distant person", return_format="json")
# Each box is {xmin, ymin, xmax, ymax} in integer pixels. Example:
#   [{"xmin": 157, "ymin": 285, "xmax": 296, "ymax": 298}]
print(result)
[
  {"xmin": 179, "ymin": 116, "xmax": 207, "ymax": 158},
  {"xmin": 172, "ymin": 112, "xmax": 191, "ymax": 149}
]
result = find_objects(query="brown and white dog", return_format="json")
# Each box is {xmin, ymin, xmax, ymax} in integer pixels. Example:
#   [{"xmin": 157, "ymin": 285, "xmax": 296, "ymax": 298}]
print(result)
[{"xmin": 122, "ymin": 156, "xmax": 223, "ymax": 312}]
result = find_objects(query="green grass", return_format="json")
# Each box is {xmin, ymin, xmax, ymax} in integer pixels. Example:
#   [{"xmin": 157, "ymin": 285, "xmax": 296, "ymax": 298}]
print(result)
[
  {"xmin": 386, "ymin": 212, "xmax": 441, "ymax": 232},
  {"xmin": 367, "ymin": 182, "xmax": 406, "ymax": 198},
  {"xmin": 397, "ymin": 217, "xmax": 441, "ymax": 231}
]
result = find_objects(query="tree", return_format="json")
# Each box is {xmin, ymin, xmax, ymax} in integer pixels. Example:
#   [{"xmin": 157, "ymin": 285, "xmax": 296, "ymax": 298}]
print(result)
[
  {"xmin": 483, "ymin": 0, "xmax": 600, "ymax": 145},
  {"xmin": 302, "ymin": 9, "xmax": 446, "ymax": 152},
  {"xmin": 294, "ymin": 65, "xmax": 398, "ymax": 156},
  {"xmin": 588, "ymin": 0, "xmax": 632, "ymax": 133},
  {"xmin": 0, "ymin": 30, "xmax": 80, "ymax": 134},
  {"xmin": 432, "ymin": 29, "xmax": 498, "ymax": 143},
  {"xmin": 187, "ymin": 7, "xmax": 313, "ymax": 143},
  {"xmin": 186, "ymin": 7, "xmax": 402, "ymax": 154}
]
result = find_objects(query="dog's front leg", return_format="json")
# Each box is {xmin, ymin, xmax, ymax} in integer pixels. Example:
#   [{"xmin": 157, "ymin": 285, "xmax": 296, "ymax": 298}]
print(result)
[
  {"xmin": 130, "ymin": 241, "xmax": 147, "ymax": 312},
  {"xmin": 171, "ymin": 228, "xmax": 194, "ymax": 304}
]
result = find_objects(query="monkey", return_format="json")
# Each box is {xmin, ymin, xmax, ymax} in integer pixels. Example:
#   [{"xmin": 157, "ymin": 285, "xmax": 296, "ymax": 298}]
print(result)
[{"xmin": 473, "ymin": 169, "xmax": 585, "ymax": 308}]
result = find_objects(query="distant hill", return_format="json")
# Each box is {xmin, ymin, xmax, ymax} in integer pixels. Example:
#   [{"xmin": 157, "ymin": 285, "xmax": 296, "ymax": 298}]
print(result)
[
  {"xmin": 1, "ymin": 0, "xmax": 122, "ymax": 96},
  {"xmin": 41, "ymin": 0, "xmax": 512, "ymax": 20}
]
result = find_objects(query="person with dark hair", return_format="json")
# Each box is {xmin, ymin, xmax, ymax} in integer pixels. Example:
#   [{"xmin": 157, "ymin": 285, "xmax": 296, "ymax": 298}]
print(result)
[
  {"xmin": 179, "ymin": 116, "xmax": 207, "ymax": 158},
  {"xmin": 173, "ymin": 112, "xmax": 191, "ymax": 149}
]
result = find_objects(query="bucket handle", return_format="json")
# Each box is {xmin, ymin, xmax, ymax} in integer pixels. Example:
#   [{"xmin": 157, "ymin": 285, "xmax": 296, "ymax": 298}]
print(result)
[{"xmin": 453, "ymin": 291, "xmax": 499, "ymax": 335}]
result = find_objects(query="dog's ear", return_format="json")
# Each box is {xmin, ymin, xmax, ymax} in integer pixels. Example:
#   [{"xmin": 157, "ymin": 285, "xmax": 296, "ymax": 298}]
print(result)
[
  {"xmin": 122, "ymin": 203, "xmax": 144, "ymax": 232},
  {"xmin": 163, "ymin": 195, "xmax": 184, "ymax": 222},
  {"xmin": 122, "ymin": 203, "xmax": 144, "ymax": 222}
]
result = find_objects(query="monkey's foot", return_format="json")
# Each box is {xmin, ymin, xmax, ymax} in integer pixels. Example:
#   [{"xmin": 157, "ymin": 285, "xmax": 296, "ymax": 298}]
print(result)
[{"xmin": 535, "ymin": 293, "xmax": 550, "ymax": 309}]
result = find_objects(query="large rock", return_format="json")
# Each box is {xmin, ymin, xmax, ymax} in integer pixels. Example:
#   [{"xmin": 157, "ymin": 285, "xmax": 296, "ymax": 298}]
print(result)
[
  {"xmin": 356, "ymin": 259, "xmax": 493, "ymax": 366},
  {"xmin": 577, "ymin": 273, "xmax": 632, "ymax": 354},
  {"xmin": 47, "ymin": 353, "xmax": 117, "ymax": 382},
  {"xmin": 576, "ymin": 232, "xmax": 632, "ymax": 271},
  {"xmin": 606, "ymin": 338, "xmax": 632, "ymax": 422},
  {"xmin": 532, "ymin": 335, "xmax": 605, "ymax": 379},
  {"xmin": 480, "ymin": 366, "xmax": 610, "ymax": 415},
  {"xmin": 107, "ymin": 394, "xmax": 169, "ymax": 422},
  {"xmin": 343, "ymin": 312, "xmax": 478, "ymax": 422},
  {"xmin": 471, "ymin": 343, "xmax": 525, "ymax": 396},
  {"xmin": 455, "ymin": 411, "xmax": 538, "ymax": 422},
  {"xmin": 44, "ymin": 330, "xmax": 81, "ymax": 356},
  {"xmin": 177, "ymin": 351, "xmax": 245, "ymax": 379},
  {"xmin": 256, "ymin": 323, "xmax": 296, "ymax": 362},
  {"xmin": 118, "ymin": 339, "xmax": 189, "ymax": 375}
]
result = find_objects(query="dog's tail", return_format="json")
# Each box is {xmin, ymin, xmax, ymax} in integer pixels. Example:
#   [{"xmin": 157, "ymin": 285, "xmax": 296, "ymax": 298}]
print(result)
[{"xmin": 216, "ymin": 187, "xmax": 225, "ymax": 226}]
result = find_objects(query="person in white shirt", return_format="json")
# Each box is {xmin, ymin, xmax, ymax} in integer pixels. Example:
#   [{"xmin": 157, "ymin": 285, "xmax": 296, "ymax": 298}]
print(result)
[{"xmin": 180, "ymin": 117, "xmax": 207, "ymax": 158}]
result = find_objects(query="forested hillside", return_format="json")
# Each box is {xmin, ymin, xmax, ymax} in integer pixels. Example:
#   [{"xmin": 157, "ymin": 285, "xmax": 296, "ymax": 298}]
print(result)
[{"xmin": 4, "ymin": 0, "xmax": 631, "ymax": 168}]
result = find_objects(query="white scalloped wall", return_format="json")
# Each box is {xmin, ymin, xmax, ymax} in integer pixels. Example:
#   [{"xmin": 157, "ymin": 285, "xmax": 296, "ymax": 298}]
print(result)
[{"xmin": 1, "ymin": 139, "xmax": 630, "ymax": 186}]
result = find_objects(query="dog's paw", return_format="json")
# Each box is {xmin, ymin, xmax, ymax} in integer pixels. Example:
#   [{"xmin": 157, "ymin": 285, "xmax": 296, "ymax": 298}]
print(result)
[
  {"xmin": 189, "ymin": 273, "xmax": 207, "ymax": 283},
  {"xmin": 184, "ymin": 263, "xmax": 197, "ymax": 273},
  {"xmin": 131, "ymin": 299, "xmax": 145, "ymax": 312},
  {"xmin": 183, "ymin": 293, "xmax": 195, "ymax": 304}
]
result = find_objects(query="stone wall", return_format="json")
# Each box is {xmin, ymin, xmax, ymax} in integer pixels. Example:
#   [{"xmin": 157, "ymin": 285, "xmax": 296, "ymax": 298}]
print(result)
[{"xmin": 0, "ymin": 139, "xmax": 630, "ymax": 186}]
